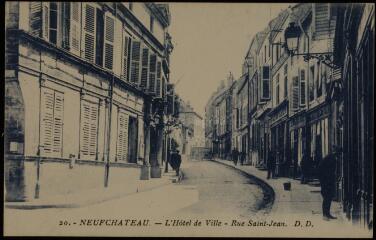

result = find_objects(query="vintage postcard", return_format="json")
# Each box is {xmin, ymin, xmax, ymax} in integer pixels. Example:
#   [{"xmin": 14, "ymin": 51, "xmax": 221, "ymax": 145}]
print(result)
[{"xmin": 3, "ymin": 2, "xmax": 374, "ymax": 237}]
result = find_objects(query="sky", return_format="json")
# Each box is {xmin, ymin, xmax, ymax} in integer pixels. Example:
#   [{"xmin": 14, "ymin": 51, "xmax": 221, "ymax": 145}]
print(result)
[{"xmin": 168, "ymin": 3, "xmax": 291, "ymax": 116}]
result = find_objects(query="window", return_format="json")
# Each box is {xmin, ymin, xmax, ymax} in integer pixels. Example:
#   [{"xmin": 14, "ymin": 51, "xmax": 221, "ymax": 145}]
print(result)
[
  {"xmin": 83, "ymin": 3, "xmax": 96, "ymax": 63},
  {"xmin": 140, "ymin": 46, "xmax": 149, "ymax": 89},
  {"xmin": 103, "ymin": 12, "xmax": 115, "ymax": 70},
  {"xmin": 148, "ymin": 54, "xmax": 157, "ymax": 93},
  {"xmin": 122, "ymin": 34, "xmax": 130, "ymax": 81},
  {"xmin": 41, "ymin": 88, "xmax": 64, "ymax": 157},
  {"xmin": 264, "ymin": 46, "xmax": 266, "ymax": 62},
  {"xmin": 129, "ymin": 3, "xmax": 133, "ymax": 11},
  {"xmin": 130, "ymin": 40, "xmax": 141, "ymax": 84},
  {"xmin": 300, "ymin": 69, "xmax": 306, "ymax": 106},
  {"xmin": 276, "ymin": 73, "xmax": 280, "ymax": 105},
  {"xmin": 316, "ymin": 62, "xmax": 322, "ymax": 97},
  {"xmin": 61, "ymin": 2, "xmax": 70, "ymax": 49},
  {"xmin": 261, "ymin": 66, "xmax": 270, "ymax": 100},
  {"xmin": 150, "ymin": 16, "xmax": 154, "ymax": 33},
  {"xmin": 95, "ymin": 9, "xmax": 104, "ymax": 66},
  {"xmin": 116, "ymin": 111, "xmax": 129, "ymax": 162},
  {"xmin": 49, "ymin": 2, "xmax": 58, "ymax": 45},
  {"xmin": 284, "ymin": 64, "xmax": 288, "ymax": 98},
  {"xmin": 69, "ymin": 2, "xmax": 81, "ymax": 56},
  {"xmin": 80, "ymin": 100, "xmax": 99, "ymax": 160},
  {"xmin": 292, "ymin": 76, "xmax": 299, "ymax": 111},
  {"xmin": 156, "ymin": 60, "xmax": 162, "ymax": 97},
  {"xmin": 309, "ymin": 65, "xmax": 315, "ymax": 101}
]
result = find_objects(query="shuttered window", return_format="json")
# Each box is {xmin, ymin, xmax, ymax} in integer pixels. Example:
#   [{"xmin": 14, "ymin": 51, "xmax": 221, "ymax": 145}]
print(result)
[
  {"xmin": 103, "ymin": 13, "xmax": 114, "ymax": 70},
  {"xmin": 30, "ymin": 2, "xmax": 42, "ymax": 36},
  {"xmin": 292, "ymin": 76, "xmax": 299, "ymax": 111},
  {"xmin": 276, "ymin": 73, "xmax": 280, "ymax": 105},
  {"xmin": 140, "ymin": 46, "xmax": 149, "ymax": 89},
  {"xmin": 83, "ymin": 3, "xmax": 96, "ymax": 63},
  {"xmin": 261, "ymin": 66, "xmax": 270, "ymax": 100},
  {"xmin": 42, "ymin": 2, "xmax": 49, "ymax": 41},
  {"xmin": 41, "ymin": 88, "xmax": 64, "ymax": 157},
  {"xmin": 314, "ymin": 3, "xmax": 330, "ymax": 38},
  {"xmin": 80, "ymin": 100, "xmax": 99, "ymax": 160},
  {"xmin": 122, "ymin": 34, "xmax": 130, "ymax": 81},
  {"xmin": 300, "ymin": 69, "xmax": 306, "ymax": 106},
  {"xmin": 49, "ymin": 2, "xmax": 58, "ymax": 45},
  {"xmin": 116, "ymin": 111, "xmax": 129, "ymax": 162},
  {"xmin": 155, "ymin": 60, "xmax": 162, "ymax": 98},
  {"xmin": 148, "ymin": 54, "xmax": 157, "ymax": 93},
  {"xmin": 130, "ymin": 40, "xmax": 141, "ymax": 84},
  {"xmin": 69, "ymin": 2, "xmax": 81, "ymax": 55}
]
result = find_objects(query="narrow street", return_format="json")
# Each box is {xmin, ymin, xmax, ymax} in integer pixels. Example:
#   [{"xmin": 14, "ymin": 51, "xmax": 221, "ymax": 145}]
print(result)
[{"xmin": 171, "ymin": 159, "xmax": 271, "ymax": 219}]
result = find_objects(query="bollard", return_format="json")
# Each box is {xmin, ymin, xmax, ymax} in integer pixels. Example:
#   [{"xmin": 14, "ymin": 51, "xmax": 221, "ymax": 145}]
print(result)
[{"xmin": 69, "ymin": 154, "xmax": 76, "ymax": 169}]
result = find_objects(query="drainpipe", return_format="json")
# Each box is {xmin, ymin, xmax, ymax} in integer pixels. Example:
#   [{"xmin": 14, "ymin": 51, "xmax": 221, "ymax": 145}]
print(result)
[
  {"xmin": 104, "ymin": 74, "xmax": 114, "ymax": 187},
  {"xmin": 35, "ymin": 46, "xmax": 43, "ymax": 199}
]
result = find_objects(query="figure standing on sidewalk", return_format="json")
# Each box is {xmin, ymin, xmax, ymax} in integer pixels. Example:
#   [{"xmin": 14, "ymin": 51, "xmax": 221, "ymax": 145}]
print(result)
[
  {"xmin": 300, "ymin": 153, "xmax": 312, "ymax": 184},
  {"xmin": 170, "ymin": 150, "xmax": 182, "ymax": 176},
  {"xmin": 267, "ymin": 149, "xmax": 276, "ymax": 179},
  {"xmin": 232, "ymin": 148, "xmax": 238, "ymax": 166},
  {"xmin": 318, "ymin": 151, "xmax": 337, "ymax": 221},
  {"xmin": 240, "ymin": 151, "xmax": 245, "ymax": 165}
]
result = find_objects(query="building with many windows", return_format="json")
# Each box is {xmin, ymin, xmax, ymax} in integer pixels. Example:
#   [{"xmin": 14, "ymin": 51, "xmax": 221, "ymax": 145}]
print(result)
[{"xmin": 5, "ymin": 2, "xmax": 174, "ymax": 201}]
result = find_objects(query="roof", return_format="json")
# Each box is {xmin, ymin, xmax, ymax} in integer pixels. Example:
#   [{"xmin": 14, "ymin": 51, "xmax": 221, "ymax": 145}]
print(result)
[{"xmin": 289, "ymin": 3, "xmax": 312, "ymax": 24}]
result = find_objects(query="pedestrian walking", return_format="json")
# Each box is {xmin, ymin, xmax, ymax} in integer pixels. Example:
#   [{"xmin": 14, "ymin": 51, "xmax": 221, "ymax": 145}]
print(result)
[
  {"xmin": 318, "ymin": 151, "xmax": 337, "ymax": 221},
  {"xmin": 267, "ymin": 149, "xmax": 276, "ymax": 179},
  {"xmin": 232, "ymin": 148, "xmax": 238, "ymax": 166}
]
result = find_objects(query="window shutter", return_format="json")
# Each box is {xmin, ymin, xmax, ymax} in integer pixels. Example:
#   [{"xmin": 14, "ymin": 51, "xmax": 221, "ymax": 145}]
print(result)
[
  {"xmin": 300, "ymin": 69, "xmax": 306, "ymax": 106},
  {"xmin": 292, "ymin": 76, "xmax": 299, "ymax": 111},
  {"xmin": 129, "ymin": 40, "xmax": 141, "ymax": 84},
  {"xmin": 80, "ymin": 100, "xmax": 99, "ymax": 160},
  {"xmin": 29, "ymin": 2, "xmax": 42, "ymax": 37},
  {"xmin": 261, "ymin": 66, "xmax": 270, "ymax": 100},
  {"xmin": 103, "ymin": 12, "xmax": 115, "ymax": 70},
  {"xmin": 122, "ymin": 34, "xmax": 130, "ymax": 81},
  {"xmin": 140, "ymin": 46, "xmax": 150, "ymax": 89},
  {"xmin": 41, "ymin": 88, "xmax": 54, "ymax": 155},
  {"xmin": 69, "ymin": 2, "xmax": 81, "ymax": 56},
  {"xmin": 42, "ymin": 2, "xmax": 49, "ymax": 41},
  {"xmin": 53, "ymin": 92, "xmax": 64, "ymax": 155},
  {"xmin": 314, "ymin": 3, "xmax": 330, "ymax": 38},
  {"xmin": 116, "ymin": 111, "xmax": 129, "ymax": 161},
  {"xmin": 148, "ymin": 54, "xmax": 157, "ymax": 94},
  {"xmin": 156, "ymin": 60, "xmax": 162, "ymax": 98},
  {"xmin": 82, "ymin": 3, "xmax": 96, "ymax": 62}
]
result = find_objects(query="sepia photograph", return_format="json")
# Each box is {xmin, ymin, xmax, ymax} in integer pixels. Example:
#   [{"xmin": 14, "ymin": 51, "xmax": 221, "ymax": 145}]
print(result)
[{"xmin": 3, "ymin": 1, "xmax": 374, "ymax": 237}]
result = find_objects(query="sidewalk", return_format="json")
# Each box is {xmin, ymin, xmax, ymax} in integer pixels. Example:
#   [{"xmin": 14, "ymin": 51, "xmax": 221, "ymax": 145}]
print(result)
[
  {"xmin": 212, "ymin": 158, "xmax": 347, "ymax": 220},
  {"xmin": 5, "ymin": 170, "xmax": 180, "ymax": 210}
]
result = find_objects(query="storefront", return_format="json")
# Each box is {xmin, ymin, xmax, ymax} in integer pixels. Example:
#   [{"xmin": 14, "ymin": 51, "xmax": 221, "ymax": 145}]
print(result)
[
  {"xmin": 268, "ymin": 100, "xmax": 290, "ymax": 177},
  {"xmin": 306, "ymin": 103, "xmax": 330, "ymax": 179},
  {"xmin": 288, "ymin": 111, "xmax": 307, "ymax": 179}
]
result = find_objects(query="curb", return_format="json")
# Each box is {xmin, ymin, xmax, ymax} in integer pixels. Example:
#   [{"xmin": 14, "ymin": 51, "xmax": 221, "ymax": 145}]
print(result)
[
  {"xmin": 5, "ymin": 173, "xmax": 179, "ymax": 210},
  {"xmin": 211, "ymin": 159, "xmax": 276, "ymax": 214}
]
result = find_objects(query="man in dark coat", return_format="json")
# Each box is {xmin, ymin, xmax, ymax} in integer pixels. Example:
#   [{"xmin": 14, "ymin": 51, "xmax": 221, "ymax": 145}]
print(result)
[
  {"xmin": 318, "ymin": 152, "xmax": 337, "ymax": 220},
  {"xmin": 267, "ymin": 150, "xmax": 276, "ymax": 179},
  {"xmin": 240, "ymin": 151, "xmax": 245, "ymax": 165},
  {"xmin": 232, "ymin": 148, "xmax": 238, "ymax": 166},
  {"xmin": 170, "ymin": 150, "xmax": 182, "ymax": 176},
  {"xmin": 300, "ymin": 153, "xmax": 312, "ymax": 184}
]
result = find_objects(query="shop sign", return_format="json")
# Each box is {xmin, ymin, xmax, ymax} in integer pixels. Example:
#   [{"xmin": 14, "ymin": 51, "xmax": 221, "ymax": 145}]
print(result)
[
  {"xmin": 269, "ymin": 105, "xmax": 288, "ymax": 127},
  {"xmin": 308, "ymin": 104, "xmax": 330, "ymax": 123},
  {"xmin": 289, "ymin": 114, "xmax": 306, "ymax": 130}
]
